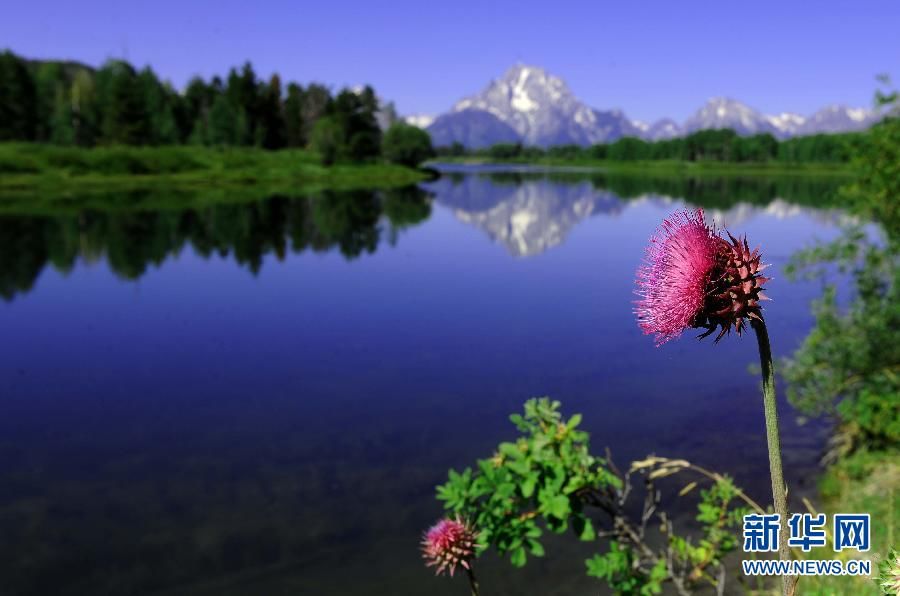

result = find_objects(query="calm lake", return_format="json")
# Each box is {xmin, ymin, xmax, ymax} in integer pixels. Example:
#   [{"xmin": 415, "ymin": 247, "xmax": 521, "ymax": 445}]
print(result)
[{"xmin": 0, "ymin": 168, "xmax": 852, "ymax": 595}]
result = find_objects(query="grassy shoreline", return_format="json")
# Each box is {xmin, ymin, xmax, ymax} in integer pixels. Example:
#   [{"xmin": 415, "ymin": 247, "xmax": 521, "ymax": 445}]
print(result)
[
  {"xmin": 0, "ymin": 144, "xmax": 428, "ymax": 193},
  {"xmin": 803, "ymin": 449, "xmax": 898, "ymax": 594},
  {"xmin": 429, "ymin": 156, "xmax": 854, "ymax": 176},
  {"xmin": 0, "ymin": 144, "xmax": 854, "ymax": 196}
]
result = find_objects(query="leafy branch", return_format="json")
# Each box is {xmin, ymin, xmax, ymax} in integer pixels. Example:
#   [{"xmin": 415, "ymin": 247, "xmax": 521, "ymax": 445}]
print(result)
[{"xmin": 434, "ymin": 398, "xmax": 754, "ymax": 595}]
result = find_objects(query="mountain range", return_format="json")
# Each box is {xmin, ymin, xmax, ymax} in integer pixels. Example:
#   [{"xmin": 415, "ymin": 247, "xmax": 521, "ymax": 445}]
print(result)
[{"xmin": 411, "ymin": 64, "xmax": 879, "ymax": 148}]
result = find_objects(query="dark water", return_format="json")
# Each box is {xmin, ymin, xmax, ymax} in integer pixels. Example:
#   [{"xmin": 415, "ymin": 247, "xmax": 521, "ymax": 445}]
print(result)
[{"xmin": 0, "ymin": 170, "xmax": 851, "ymax": 595}]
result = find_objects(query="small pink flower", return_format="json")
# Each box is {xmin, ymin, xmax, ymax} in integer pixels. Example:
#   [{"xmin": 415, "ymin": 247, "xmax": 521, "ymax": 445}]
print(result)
[
  {"xmin": 421, "ymin": 517, "xmax": 478, "ymax": 577},
  {"xmin": 635, "ymin": 208, "xmax": 769, "ymax": 345}
]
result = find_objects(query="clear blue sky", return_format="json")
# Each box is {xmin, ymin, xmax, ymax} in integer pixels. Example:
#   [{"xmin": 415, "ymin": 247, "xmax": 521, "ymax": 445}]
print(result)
[{"xmin": 4, "ymin": 0, "xmax": 898, "ymax": 122}]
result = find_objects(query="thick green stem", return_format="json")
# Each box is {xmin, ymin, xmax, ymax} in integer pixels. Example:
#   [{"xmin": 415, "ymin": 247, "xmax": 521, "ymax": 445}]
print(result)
[{"xmin": 751, "ymin": 318, "xmax": 793, "ymax": 595}]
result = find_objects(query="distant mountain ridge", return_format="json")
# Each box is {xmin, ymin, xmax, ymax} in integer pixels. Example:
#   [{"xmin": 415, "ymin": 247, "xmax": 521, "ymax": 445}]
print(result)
[{"xmin": 411, "ymin": 64, "xmax": 880, "ymax": 148}]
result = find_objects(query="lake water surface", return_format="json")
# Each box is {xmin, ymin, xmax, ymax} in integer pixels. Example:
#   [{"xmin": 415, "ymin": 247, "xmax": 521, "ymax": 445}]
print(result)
[{"xmin": 0, "ymin": 168, "xmax": 851, "ymax": 595}]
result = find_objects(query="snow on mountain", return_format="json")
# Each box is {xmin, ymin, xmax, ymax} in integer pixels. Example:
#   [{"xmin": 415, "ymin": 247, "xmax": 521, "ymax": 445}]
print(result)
[
  {"xmin": 404, "ymin": 114, "xmax": 435, "ymax": 129},
  {"xmin": 429, "ymin": 64, "xmax": 639, "ymax": 147},
  {"xmin": 798, "ymin": 105, "xmax": 876, "ymax": 134},
  {"xmin": 644, "ymin": 118, "xmax": 682, "ymax": 140},
  {"xmin": 766, "ymin": 112, "xmax": 807, "ymax": 137},
  {"xmin": 420, "ymin": 64, "xmax": 879, "ymax": 148},
  {"xmin": 683, "ymin": 97, "xmax": 779, "ymax": 136},
  {"xmin": 682, "ymin": 98, "xmax": 877, "ymax": 138}
]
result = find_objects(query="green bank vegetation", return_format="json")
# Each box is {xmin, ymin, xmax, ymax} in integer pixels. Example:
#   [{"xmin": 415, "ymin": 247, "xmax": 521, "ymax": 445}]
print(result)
[
  {"xmin": 433, "ymin": 127, "xmax": 866, "ymax": 174},
  {"xmin": 798, "ymin": 451, "xmax": 898, "ymax": 595},
  {"xmin": 780, "ymin": 88, "xmax": 899, "ymax": 594},
  {"xmin": 441, "ymin": 158, "xmax": 852, "ymax": 177},
  {"xmin": 0, "ymin": 144, "xmax": 428, "ymax": 192},
  {"xmin": 0, "ymin": 48, "xmax": 435, "ymax": 191},
  {"xmin": 784, "ymin": 227, "xmax": 899, "ymax": 595}
]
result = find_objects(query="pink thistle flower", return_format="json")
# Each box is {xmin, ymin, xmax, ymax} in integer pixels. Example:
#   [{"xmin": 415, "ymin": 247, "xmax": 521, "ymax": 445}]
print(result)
[
  {"xmin": 635, "ymin": 209, "xmax": 721, "ymax": 344},
  {"xmin": 637, "ymin": 210, "xmax": 785, "ymax": 576},
  {"xmin": 421, "ymin": 517, "xmax": 478, "ymax": 577},
  {"xmin": 635, "ymin": 208, "xmax": 770, "ymax": 345}
]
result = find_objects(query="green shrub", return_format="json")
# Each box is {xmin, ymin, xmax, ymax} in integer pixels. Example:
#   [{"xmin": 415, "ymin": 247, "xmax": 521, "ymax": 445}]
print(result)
[
  {"xmin": 433, "ymin": 398, "xmax": 751, "ymax": 594},
  {"xmin": 381, "ymin": 123, "xmax": 434, "ymax": 168},
  {"xmin": 784, "ymin": 231, "xmax": 899, "ymax": 453}
]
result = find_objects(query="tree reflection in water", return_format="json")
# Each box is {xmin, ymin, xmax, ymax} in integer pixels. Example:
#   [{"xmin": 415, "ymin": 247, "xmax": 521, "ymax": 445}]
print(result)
[{"xmin": 0, "ymin": 186, "xmax": 433, "ymax": 300}]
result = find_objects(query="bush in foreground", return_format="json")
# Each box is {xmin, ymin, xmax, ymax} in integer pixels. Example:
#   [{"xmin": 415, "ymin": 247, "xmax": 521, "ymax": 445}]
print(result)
[{"xmin": 426, "ymin": 398, "xmax": 756, "ymax": 595}]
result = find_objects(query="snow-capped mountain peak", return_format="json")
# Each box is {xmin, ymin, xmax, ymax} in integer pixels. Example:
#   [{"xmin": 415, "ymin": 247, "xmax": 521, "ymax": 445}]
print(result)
[
  {"xmin": 453, "ymin": 64, "xmax": 566, "ymax": 114},
  {"xmin": 404, "ymin": 114, "xmax": 435, "ymax": 129},
  {"xmin": 645, "ymin": 118, "xmax": 682, "ymax": 140},
  {"xmin": 684, "ymin": 97, "xmax": 778, "ymax": 136},
  {"xmin": 847, "ymin": 107, "xmax": 868, "ymax": 122},
  {"xmin": 419, "ymin": 64, "xmax": 881, "ymax": 148},
  {"xmin": 435, "ymin": 63, "xmax": 638, "ymax": 147},
  {"xmin": 766, "ymin": 112, "xmax": 806, "ymax": 136},
  {"xmin": 797, "ymin": 104, "xmax": 876, "ymax": 134}
]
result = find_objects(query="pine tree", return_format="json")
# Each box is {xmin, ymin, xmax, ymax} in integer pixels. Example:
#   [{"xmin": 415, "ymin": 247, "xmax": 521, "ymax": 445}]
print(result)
[
  {"xmin": 50, "ymin": 84, "xmax": 74, "ymax": 145},
  {"xmin": 284, "ymin": 83, "xmax": 305, "ymax": 147},
  {"xmin": 98, "ymin": 60, "xmax": 151, "ymax": 145},
  {"xmin": 208, "ymin": 94, "xmax": 237, "ymax": 145},
  {"xmin": 34, "ymin": 62, "xmax": 65, "ymax": 141},
  {"xmin": 258, "ymin": 74, "xmax": 286, "ymax": 149},
  {"xmin": 226, "ymin": 62, "xmax": 259, "ymax": 145},
  {"xmin": 138, "ymin": 67, "xmax": 178, "ymax": 144},
  {"xmin": 0, "ymin": 50, "xmax": 38, "ymax": 140},
  {"xmin": 331, "ymin": 86, "xmax": 381, "ymax": 162},
  {"xmin": 70, "ymin": 69, "xmax": 97, "ymax": 146},
  {"xmin": 184, "ymin": 76, "xmax": 218, "ymax": 144},
  {"xmin": 301, "ymin": 83, "xmax": 331, "ymax": 146}
]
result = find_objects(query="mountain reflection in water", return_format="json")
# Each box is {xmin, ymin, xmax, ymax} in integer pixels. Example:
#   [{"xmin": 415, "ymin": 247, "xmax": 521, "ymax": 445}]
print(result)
[{"xmin": 429, "ymin": 168, "xmax": 850, "ymax": 256}]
